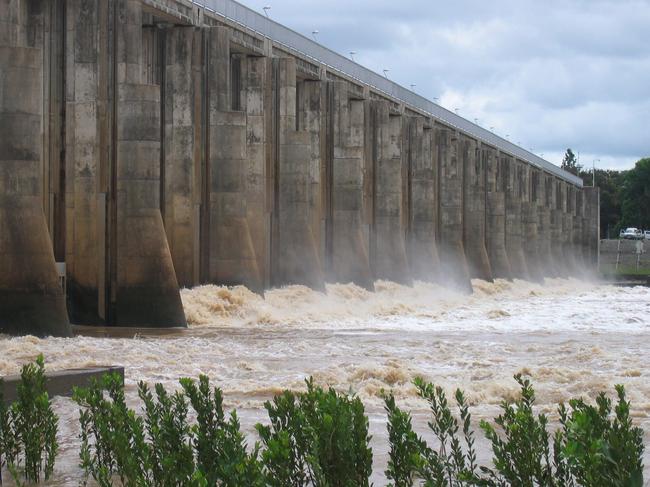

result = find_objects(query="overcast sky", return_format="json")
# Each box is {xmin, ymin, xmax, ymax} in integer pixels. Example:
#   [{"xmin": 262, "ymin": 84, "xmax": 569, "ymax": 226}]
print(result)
[{"xmin": 241, "ymin": 0, "xmax": 649, "ymax": 170}]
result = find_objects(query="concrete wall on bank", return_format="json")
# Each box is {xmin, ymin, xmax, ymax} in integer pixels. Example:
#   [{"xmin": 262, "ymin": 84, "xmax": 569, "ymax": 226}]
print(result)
[
  {"xmin": 600, "ymin": 239, "xmax": 649, "ymax": 272},
  {"xmin": 0, "ymin": 0, "xmax": 599, "ymax": 336}
]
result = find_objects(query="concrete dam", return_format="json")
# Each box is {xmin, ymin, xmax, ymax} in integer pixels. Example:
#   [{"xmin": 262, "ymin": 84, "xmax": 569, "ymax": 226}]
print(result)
[{"xmin": 0, "ymin": 0, "xmax": 599, "ymax": 337}]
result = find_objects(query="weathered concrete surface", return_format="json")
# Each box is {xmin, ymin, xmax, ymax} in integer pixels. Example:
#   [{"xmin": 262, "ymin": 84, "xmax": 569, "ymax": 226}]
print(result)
[
  {"xmin": 561, "ymin": 182, "xmax": 578, "ymax": 273},
  {"xmin": 600, "ymin": 238, "xmax": 647, "ymax": 272},
  {"xmin": 115, "ymin": 83, "xmax": 186, "ymax": 326},
  {"xmin": 404, "ymin": 117, "xmax": 440, "ymax": 281},
  {"xmin": 64, "ymin": 0, "xmax": 107, "ymax": 324},
  {"xmin": 521, "ymin": 164, "xmax": 542, "ymax": 281},
  {"xmin": 462, "ymin": 138, "xmax": 492, "ymax": 281},
  {"xmin": 271, "ymin": 58, "xmax": 324, "ymax": 289},
  {"xmin": 549, "ymin": 177, "xmax": 567, "ymax": 277},
  {"xmin": 504, "ymin": 156, "xmax": 529, "ymax": 279},
  {"xmin": 1, "ymin": 366, "xmax": 124, "ymax": 405},
  {"xmin": 536, "ymin": 172, "xmax": 554, "ymax": 277},
  {"xmin": 298, "ymin": 79, "xmax": 327, "ymax": 284},
  {"xmin": 162, "ymin": 26, "xmax": 201, "ymax": 288},
  {"xmin": 205, "ymin": 28, "xmax": 277, "ymax": 293},
  {"xmin": 583, "ymin": 187, "xmax": 600, "ymax": 267},
  {"xmin": 325, "ymin": 82, "xmax": 373, "ymax": 289},
  {"xmin": 0, "ymin": 0, "xmax": 599, "ymax": 335},
  {"xmin": 368, "ymin": 101, "xmax": 411, "ymax": 284},
  {"xmin": 437, "ymin": 127, "xmax": 471, "ymax": 291},
  {"xmin": 111, "ymin": 0, "xmax": 185, "ymax": 327},
  {"xmin": 486, "ymin": 148, "xmax": 511, "ymax": 279},
  {"xmin": 0, "ymin": 44, "xmax": 71, "ymax": 337}
]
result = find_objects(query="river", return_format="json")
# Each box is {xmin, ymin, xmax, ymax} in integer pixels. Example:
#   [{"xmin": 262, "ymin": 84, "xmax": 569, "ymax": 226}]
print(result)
[{"xmin": 1, "ymin": 278, "xmax": 649, "ymax": 484}]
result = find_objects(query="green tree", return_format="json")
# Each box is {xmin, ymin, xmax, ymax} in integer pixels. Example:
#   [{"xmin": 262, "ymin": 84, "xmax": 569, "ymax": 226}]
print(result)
[
  {"xmin": 561, "ymin": 148, "xmax": 583, "ymax": 176},
  {"xmin": 620, "ymin": 157, "xmax": 650, "ymax": 230},
  {"xmin": 578, "ymin": 167, "xmax": 628, "ymax": 238}
]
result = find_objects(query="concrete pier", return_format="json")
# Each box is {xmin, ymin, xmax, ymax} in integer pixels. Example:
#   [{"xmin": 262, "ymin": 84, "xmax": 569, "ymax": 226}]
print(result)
[
  {"xmin": 437, "ymin": 128, "xmax": 471, "ymax": 290},
  {"xmin": 504, "ymin": 156, "xmax": 529, "ymax": 279},
  {"xmin": 463, "ymin": 140, "xmax": 492, "ymax": 281},
  {"xmin": 405, "ymin": 117, "xmax": 441, "ymax": 281},
  {"xmin": 325, "ymin": 83, "xmax": 374, "ymax": 289},
  {"xmin": 368, "ymin": 101, "xmax": 411, "ymax": 284},
  {"xmin": 537, "ymin": 172, "xmax": 554, "ymax": 277},
  {"xmin": 0, "ymin": 33, "xmax": 70, "ymax": 336},
  {"xmin": 522, "ymin": 164, "xmax": 542, "ymax": 281},
  {"xmin": 486, "ymin": 148, "xmax": 512, "ymax": 279},
  {"xmin": 0, "ymin": 0, "xmax": 598, "ymax": 335}
]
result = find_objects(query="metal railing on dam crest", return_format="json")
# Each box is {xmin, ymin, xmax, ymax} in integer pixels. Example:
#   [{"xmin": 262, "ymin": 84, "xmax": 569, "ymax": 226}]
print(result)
[{"xmin": 191, "ymin": 0, "xmax": 583, "ymax": 187}]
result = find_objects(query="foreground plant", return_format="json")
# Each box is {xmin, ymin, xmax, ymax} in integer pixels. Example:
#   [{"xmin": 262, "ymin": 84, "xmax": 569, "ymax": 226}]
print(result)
[
  {"xmin": 74, "ymin": 372, "xmax": 151, "ymax": 486},
  {"xmin": 179, "ymin": 375, "xmax": 264, "ymax": 486},
  {"xmin": 556, "ymin": 384, "xmax": 644, "ymax": 486},
  {"xmin": 256, "ymin": 378, "xmax": 373, "ymax": 486},
  {"xmin": 74, "ymin": 373, "xmax": 261, "ymax": 486},
  {"xmin": 385, "ymin": 374, "xmax": 645, "ymax": 487},
  {"xmin": 0, "ymin": 355, "xmax": 58, "ymax": 485}
]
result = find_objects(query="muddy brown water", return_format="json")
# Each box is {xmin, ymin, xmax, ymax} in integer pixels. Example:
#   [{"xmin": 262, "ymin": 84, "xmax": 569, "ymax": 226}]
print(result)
[{"xmin": 1, "ymin": 278, "xmax": 649, "ymax": 485}]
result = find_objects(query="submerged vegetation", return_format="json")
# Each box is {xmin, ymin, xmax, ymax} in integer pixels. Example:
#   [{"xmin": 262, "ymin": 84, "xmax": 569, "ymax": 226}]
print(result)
[{"xmin": 0, "ymin": 357, "xmax": 646, "ymax": 486}]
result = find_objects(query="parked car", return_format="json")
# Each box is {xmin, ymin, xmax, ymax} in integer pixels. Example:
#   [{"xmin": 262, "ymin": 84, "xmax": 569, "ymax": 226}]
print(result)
[
  {"xmin": 645, "ymin": 230, "xmax": 650, "ymax": 240},
  {"xmin": 621, "ymin": 227, "xmax": 644, "ymax": 240}
]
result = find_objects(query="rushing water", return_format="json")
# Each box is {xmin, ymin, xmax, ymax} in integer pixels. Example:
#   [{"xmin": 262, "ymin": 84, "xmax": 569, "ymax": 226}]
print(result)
[{"xmin": 1, "ymin": 278, "xmax": 649, "ymax": 484}]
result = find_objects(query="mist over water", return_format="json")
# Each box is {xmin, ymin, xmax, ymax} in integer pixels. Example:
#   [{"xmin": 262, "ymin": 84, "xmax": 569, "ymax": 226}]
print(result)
[{"xmin": 1, "ymin": 278, "xmax": 649, "ymax": 484}]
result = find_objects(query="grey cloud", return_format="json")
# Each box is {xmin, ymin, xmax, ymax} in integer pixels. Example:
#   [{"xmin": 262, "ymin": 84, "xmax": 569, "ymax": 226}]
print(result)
[{"xmin": 240, "ymin": 0, "xmax": 650, "ymax": 168}]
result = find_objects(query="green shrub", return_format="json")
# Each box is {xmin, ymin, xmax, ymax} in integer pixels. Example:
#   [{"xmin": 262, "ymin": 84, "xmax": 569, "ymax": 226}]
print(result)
[
  {"xmin": 179, "ymin": 375, "xmax": 264, "ymax": 486},
  {"xmin": 384, "ymin": 379, "xmax": 478, "ymax": 486},
  {"xmin": 384, "ymin": 392, "xmax": 429, "ymax": 486},
  {"xmin": 479, "ymin": 374, "xmax": 555, "ymax": 485},
  {"xmin": 256, "ymin": 378, "xmax": 373, "ymax": 486},
  {"xmin": 0, "ymin": 355, "xmax": 58, "ymax": 485},
  {"xmin": 556, "ymin": 385, "xmax": 644, "ymax": 487},
  {"xmin": 74, "ymin": 373, "xmax": 263, "ymax": 486},
  {"xmin": 384, "ymin": 375, "xmax": 645, "ymax": 487},
  {"xmin": 0, "ymin": 378, "xmax": 13, "ymax": 485},
  {"xmin": 70, "ymin": 368, "xmax": 645, "ymax": 487},
  {"xmin": 139, "ymin": 381, "xmax": 197, "ymax": 486},
  {"xmin": 74, "ymin": 372, "xmax": 151, "ymax": 487}
]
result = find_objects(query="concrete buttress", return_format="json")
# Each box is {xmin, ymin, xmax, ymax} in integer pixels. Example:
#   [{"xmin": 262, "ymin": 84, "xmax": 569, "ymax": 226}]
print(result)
[
  {"xmin": 367, "ymin": 100, "xmax": 411, "ymax": 284},
  {"xmin": 113, "ymin": 0, "xmax": 185, "ymax": 326},
  {"xmin": 324, "ymin": 82, "xmax": 373, "ymax": 289},
  {"xmin": 404, "ymin": 116, "xmax": 441, "ymax": 281},
  {"xmin": 270, "ymin": 58, "xmax": 324, "ymax": 289},
  {"xmin": 436, "ymin": 126, "xmax": 471, "ymax": 291},
  {"xmin": 550, "ymin": 178, "xmax": 567, "ymax": 277},
  {"xmin": 583, "ymin": 187, "xmax": 600, "ymax": 267},
  {"xmin": 536, "ymin": 171, "xmax": 554, "ymax": 277},
  {"xmin": 206, "ymin": 27, "xmax": 267, "ymax": 291},
  {"xmin": 522, "ymin": 163, "xmax": 542, "ymax": 281},
  {"xmin": 161, "ymin": 26, "xmax": 201, "ymax": 288},
  {"xmin": 486, "ymin": 148, "xmax": 511, "ymax": 279},
  {"xmin": 504, "ymin": 156, "xmax": 529, "ymax": 279},
  {"xmin": 0, "ymin": 44, "xmax": 71, "ymax": 336},
  {"xmin": 560, "ymin": 181, "xmax": 577, "ymax": 273},
  {"xmin": 462, "ymin": 138, "xmax": 492, "ymax": 281}
]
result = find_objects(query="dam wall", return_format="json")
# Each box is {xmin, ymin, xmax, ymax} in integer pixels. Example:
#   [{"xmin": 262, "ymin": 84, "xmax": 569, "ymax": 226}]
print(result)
[{"xmin": 0, "ymin": 0, "xmax": 598, "ymax": 336}]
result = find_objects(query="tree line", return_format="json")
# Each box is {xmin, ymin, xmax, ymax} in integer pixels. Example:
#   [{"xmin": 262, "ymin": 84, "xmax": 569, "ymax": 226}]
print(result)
[{"xmin": 561, "ymin": 149, "xmax": 650, "ymax": 238}]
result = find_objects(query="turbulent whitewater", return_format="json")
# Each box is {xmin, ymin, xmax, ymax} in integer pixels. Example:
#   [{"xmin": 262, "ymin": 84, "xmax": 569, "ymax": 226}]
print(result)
[{"xmin": 1, "ymin": 278, "xmax": 649, "ymax": 484}]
